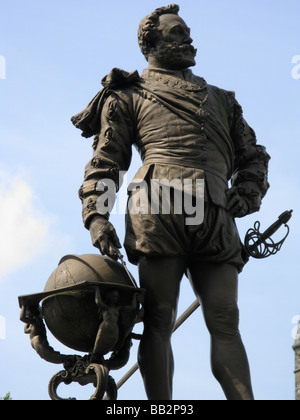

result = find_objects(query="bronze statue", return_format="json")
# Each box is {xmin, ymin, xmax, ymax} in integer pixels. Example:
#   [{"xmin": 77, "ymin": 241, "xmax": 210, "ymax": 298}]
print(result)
[
  {"xmin": 72, "ymin": 4, "xmax": 270, "ymax": 400},
  {"xmin": 92, "ymin": 288, "xmax": 139, "ymax": 361}
]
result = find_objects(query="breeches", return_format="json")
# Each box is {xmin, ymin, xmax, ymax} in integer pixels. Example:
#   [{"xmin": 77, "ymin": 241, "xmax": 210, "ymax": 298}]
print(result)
[{"xmin": 125, "ymin": 197, "xmax": 248, "ymax": 273}]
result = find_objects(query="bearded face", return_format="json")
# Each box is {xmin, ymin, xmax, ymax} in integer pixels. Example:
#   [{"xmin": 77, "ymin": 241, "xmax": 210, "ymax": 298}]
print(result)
[
  {"xmin": 149, "ymin": 14, "xmax": 197, "ymax": 70},
  {"xmin": 152, "ymin": 39, "xmax": 197, "ymax": 70}
]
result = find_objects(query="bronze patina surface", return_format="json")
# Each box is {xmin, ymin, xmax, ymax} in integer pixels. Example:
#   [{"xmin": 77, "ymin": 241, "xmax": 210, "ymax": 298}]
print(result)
[{"xmin": 71, "ymin": 4, "xmax": 270, "ymax": 400}]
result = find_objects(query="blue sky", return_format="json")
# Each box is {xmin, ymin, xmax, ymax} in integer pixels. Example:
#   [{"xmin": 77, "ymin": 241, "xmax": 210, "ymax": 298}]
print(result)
[{"xmin": 0, "ymin": 0, "xmax": 299, "ymax": 400}]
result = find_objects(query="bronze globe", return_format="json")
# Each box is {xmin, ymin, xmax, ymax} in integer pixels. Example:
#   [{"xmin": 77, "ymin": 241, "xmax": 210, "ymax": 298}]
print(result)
[{"xmin": 41, "ymin": 254, "xmax": 139, "ymax": 353}]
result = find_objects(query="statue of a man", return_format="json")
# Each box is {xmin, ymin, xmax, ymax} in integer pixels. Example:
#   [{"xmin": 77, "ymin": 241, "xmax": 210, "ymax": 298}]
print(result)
[{"xmin": 72, "ymin": 4, "xmax": 270, "ymax": 400}]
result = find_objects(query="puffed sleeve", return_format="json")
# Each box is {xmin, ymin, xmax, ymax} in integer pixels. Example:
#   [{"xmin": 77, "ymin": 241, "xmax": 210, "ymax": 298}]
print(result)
[
  {"xmin": 79, "ymin": 91, "xmax": 134, "ymax": 228},
  {"xmin": 230, "ymin": 99, "xmax": 270, "ymax": 214}
]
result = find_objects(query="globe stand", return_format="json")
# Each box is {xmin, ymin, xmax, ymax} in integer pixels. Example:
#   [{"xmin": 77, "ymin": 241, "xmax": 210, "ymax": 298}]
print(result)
[
  {"xmin": 48, "ymin": 356, "xmax": 119, "ymax": 401},
  {"xmin": 18, "ymin": 254, "xmax": 145, "ymax": 401}
]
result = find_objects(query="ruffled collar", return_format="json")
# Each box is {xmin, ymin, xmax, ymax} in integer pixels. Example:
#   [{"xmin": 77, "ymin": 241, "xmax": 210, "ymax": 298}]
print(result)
[{"xmin": 141, "ymin": 67, "xmax": 207, "ymax": 92}]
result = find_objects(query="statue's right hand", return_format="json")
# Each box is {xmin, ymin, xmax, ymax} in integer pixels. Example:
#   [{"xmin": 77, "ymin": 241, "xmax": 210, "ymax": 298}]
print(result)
[{"xmin": 89, "ymin": 216, "xmax": 122, "ymax": 260}]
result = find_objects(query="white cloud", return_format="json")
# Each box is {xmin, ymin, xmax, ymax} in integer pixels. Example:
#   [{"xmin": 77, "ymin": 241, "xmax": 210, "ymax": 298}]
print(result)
[{"xmin": 0, "ymin": 171, "xmax": 50, "ymax": 280}]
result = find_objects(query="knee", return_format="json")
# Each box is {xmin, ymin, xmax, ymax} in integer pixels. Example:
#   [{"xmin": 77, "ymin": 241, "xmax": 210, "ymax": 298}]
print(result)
[
  {"xmin": 204, "ymin": 305, "xmax": 241, "ymax": 338},
  {"xmin": 144, "ymin": 302, "xmax": 177, "ymax": 337}
]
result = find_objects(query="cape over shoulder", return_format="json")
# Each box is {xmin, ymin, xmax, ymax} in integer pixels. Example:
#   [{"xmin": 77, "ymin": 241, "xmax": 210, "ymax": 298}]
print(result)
[{"xmin": 71, "ymin": 68, "xmax": 141, "ymax": 138}]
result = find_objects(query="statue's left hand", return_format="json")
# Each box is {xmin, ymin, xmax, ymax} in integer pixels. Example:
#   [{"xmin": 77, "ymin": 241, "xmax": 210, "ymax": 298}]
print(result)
[{"xmin": 226, "ymin": 187, "xmax": 249, "ymax": 218}]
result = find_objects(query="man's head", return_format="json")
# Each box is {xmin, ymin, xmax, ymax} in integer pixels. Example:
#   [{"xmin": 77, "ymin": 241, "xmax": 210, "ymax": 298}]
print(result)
[{"xmin": 138, "ymin": 4, "xmax": 197, "ymax": 70}]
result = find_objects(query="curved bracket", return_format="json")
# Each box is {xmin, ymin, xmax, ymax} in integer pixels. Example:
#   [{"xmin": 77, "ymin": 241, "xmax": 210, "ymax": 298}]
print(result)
[{"xmin": 48, "ymin": 363, "xmax": 117, "ymax": 401}]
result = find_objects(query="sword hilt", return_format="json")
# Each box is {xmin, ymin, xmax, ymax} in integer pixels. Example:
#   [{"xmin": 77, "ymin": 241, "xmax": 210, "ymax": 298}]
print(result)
[{"xmin": 244, "ymin": 210, "xmax": 293, "ymax": 259}]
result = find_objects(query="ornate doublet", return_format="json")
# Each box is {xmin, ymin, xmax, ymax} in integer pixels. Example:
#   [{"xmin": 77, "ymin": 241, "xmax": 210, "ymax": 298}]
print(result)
[{"xmin": 72, "ymin": 68, "xmax": 270, "ymax": 270}]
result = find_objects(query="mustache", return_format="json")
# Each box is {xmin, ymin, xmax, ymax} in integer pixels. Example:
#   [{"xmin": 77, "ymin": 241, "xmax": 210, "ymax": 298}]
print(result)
[
  {"xmin": 169, "ymin": 41, "xmax": 197, "ymax": 55},
  {"xmin": 157, "ymin": 41, "xmax": 197, "ymax": 58}
]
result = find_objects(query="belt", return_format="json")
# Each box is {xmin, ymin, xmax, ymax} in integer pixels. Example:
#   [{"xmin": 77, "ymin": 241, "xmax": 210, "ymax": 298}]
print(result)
[{"xmin": 143, "ymin": 155, "xmax": 229, "ymax": 185}]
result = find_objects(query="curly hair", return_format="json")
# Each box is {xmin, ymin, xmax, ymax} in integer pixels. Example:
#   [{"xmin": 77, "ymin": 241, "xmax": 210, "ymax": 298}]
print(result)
[{"xmin": 138, "ymin": 4, "xmax": 180, "ymax": 60}]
